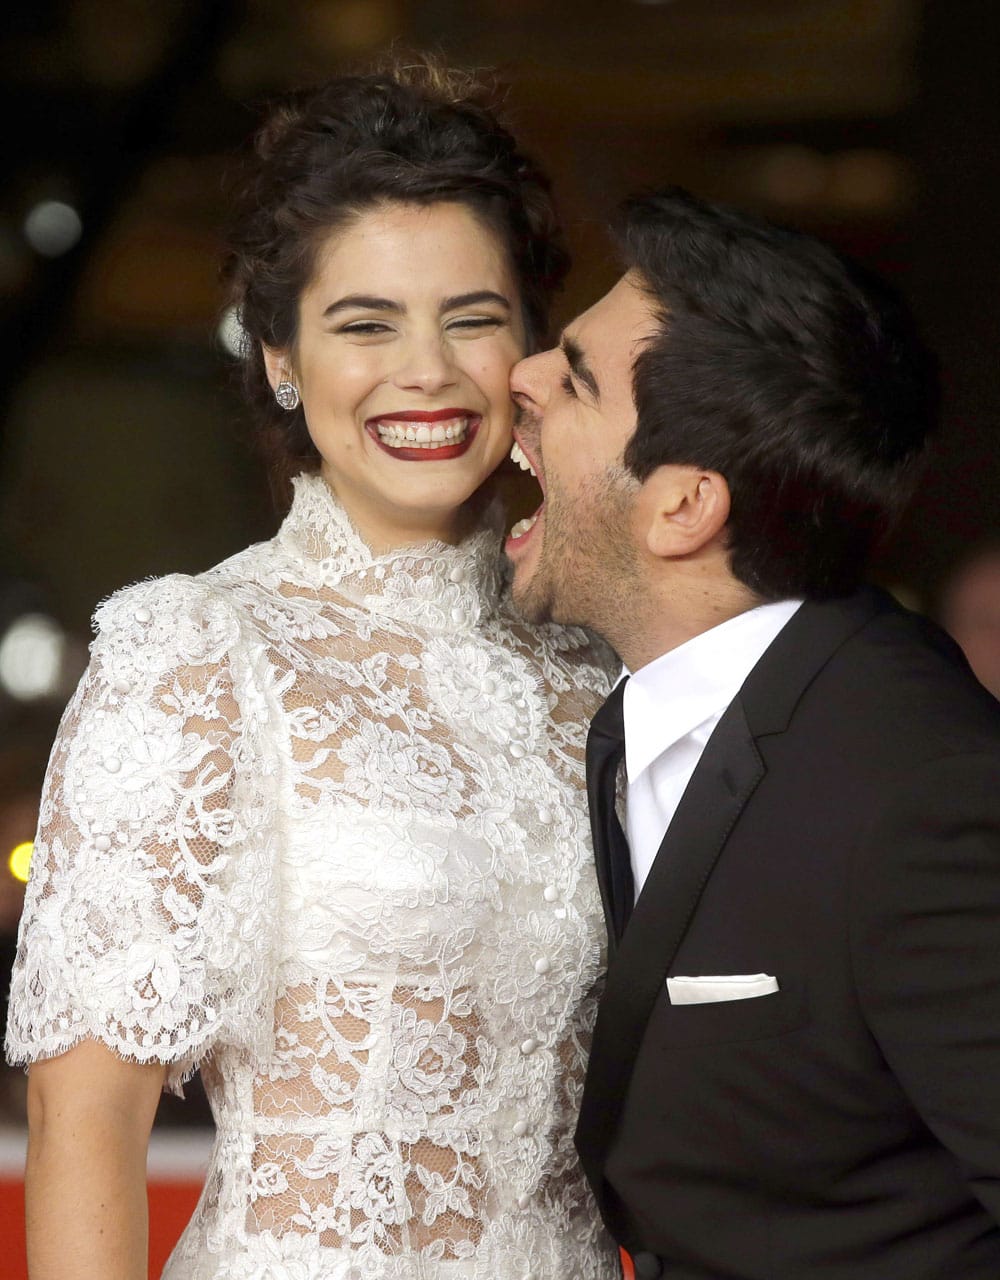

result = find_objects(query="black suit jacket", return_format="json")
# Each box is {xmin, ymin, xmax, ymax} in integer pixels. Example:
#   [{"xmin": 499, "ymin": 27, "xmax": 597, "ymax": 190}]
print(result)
[{"xmin": 576, "ymin": 589, "xmax": 1000, "ymax": 1279}]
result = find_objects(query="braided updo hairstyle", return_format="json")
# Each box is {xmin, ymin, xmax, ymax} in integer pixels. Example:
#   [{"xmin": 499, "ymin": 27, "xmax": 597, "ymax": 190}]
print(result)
[{"xmin": 224, "ymin": 57, "xmax": 570, "ymax": 492}]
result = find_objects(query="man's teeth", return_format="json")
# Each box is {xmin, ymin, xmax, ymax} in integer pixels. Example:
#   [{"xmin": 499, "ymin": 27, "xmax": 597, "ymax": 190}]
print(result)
[
  {"xmin": 510, "ymin": 512, "xmax": 539, "ymax": 539},
  {"xmin": 374, "ymin": 417, "xmax": 470, "ymax": 449},
  {"xmin": 510, "ymin": 441, "xmax": 537, "ymax": 477}
]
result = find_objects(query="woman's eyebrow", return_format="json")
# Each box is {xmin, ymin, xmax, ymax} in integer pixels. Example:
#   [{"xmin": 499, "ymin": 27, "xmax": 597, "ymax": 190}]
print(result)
[
  {"xmin": 322, "ymin": 290, "xmax": 510, "ymax": 318},
  {"xmin": 323, "ymin": 294, "xmax": 403, "ymax": 318},
  {"xmin": 440, "ymin": 290, "xmax": 511, "ymax": 312}
]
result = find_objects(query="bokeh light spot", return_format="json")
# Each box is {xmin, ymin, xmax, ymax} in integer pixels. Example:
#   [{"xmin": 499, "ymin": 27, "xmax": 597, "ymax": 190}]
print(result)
[
  {"xmin": 216, "ymin": 305, "xmax": 248, "ymax": 358},
  {"xmin": 9, "ymin": 841, "xmax": 33, "ymax": 883},
  {"xmin": 23, "ymin": 200, "xmax": 83, "ymax": 257},
  {"xmin": 0, "ymin": 613, "xmax": 66, "ymax": 700}
]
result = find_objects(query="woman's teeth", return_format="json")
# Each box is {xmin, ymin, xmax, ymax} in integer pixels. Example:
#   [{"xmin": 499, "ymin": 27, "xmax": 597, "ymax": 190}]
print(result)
[
  {"xmin": 374, "ymin": 417, "xmax": 470, "ymax": 449},
  {"xmin": 510, "ymin": 512, "xmax": 539, "ymax": 539},
  {"xmin": 510, "ymin": 441, "xmax": 537, "ymax": 476}
]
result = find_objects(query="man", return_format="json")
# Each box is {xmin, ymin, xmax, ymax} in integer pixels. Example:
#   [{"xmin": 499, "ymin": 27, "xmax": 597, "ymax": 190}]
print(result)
[{"xmin": 505, "ymin": 187, "xmax": 1000, "ymax": 1279}]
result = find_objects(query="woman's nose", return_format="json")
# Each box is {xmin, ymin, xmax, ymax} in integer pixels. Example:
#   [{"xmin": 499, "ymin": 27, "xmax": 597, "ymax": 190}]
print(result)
[{"xmin": 392, "ymin": 334, "xmax": 458, "ymax": 394}]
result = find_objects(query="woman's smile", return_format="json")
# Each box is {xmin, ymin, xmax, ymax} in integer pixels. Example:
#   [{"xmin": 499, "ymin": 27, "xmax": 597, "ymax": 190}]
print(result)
[{"xmin": 366, "ymin": 408, "xmax": 481, "ymax": 460}]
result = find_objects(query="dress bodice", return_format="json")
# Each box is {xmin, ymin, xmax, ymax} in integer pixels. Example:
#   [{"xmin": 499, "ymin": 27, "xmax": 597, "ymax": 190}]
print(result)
[{"xmin": 7, "ymin": 474, "xmax": 619, "ymax": 1278}]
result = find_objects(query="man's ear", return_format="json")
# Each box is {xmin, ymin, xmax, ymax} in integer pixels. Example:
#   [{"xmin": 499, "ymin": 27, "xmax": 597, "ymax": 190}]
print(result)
[
  {"xmin": 262, "ymin": 344, "xmax": 293, "ymax": 393},
  {"xmin": 640, "ymin": 465, "xmax": 731, "ymax": 559}
]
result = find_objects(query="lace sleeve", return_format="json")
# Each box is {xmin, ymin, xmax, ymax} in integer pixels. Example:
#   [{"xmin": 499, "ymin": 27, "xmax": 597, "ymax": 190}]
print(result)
[{"xmin": 5, "ymin": 575, "xmax": 280, "ymax": 1094}]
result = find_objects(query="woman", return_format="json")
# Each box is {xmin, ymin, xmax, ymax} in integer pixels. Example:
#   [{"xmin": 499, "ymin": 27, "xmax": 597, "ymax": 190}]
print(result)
[{"xmin": 6, "ymin": 62, "xmax": 618, "ymax": 1279}]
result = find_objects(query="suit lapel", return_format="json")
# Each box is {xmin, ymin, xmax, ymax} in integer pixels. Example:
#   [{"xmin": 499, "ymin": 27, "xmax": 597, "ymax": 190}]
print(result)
[
  {"xmin": 576, "ymin": 587, "xmax": 890, "ymax": 1187},
  {"xmin": 576, "ymin": 697, "xmax": 763, "ymax": 1181}
]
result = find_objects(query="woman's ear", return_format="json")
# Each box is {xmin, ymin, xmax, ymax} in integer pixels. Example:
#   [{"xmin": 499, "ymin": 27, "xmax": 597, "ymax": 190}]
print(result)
[
  {"xmin": 641, "ymin": 466, "xmax": 731, "ymax": 559},
  {"xmin": 262, "ymin": 344, "xmax": 293, "ymax": 394}
]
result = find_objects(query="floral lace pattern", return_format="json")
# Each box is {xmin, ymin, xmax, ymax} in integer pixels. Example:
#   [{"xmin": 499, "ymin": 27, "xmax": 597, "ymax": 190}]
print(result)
[{"xmin": 7, "ymin": 475, "xmax": 618, "ymax": 1279}]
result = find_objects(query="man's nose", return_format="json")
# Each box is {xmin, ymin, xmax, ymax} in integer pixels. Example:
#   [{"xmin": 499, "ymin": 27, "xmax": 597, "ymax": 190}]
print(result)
[{"xmin": 510, "ymin": 348, "xmax": 552, "ymax": 409}]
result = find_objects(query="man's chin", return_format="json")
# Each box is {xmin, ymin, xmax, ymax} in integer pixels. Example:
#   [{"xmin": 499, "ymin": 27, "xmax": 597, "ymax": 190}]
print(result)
[{"xmin": 509, "ymin": 569, "xmax": 555, "ymax": 626}]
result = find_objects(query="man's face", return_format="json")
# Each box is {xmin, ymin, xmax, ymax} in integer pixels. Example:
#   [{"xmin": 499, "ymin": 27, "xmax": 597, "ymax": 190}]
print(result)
[{"xmin": 505, "ymin": 273, "xmax": 658, "ymax": 633}]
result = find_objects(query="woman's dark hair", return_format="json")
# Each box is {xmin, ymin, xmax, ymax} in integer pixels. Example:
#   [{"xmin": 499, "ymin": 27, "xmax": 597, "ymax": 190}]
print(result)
[
  {"xmin": 224, "ymin": 57, "xmax": 569, "ymax": 494},
  {"xmin": 616, "ymin": 187, "xmax": 939, "ymax": 600}
]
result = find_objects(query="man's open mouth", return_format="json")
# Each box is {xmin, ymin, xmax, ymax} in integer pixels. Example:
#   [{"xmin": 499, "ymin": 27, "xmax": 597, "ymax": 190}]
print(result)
[{"xmin": 507, "ymin": 439, "xmax": 545, "ymax": 543}]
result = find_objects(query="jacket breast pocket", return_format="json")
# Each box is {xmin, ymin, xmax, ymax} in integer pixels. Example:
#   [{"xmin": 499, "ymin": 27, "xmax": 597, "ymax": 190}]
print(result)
[{"xmin": 648, "ymin": 980, "xmax": 808, "ymax": 1047}]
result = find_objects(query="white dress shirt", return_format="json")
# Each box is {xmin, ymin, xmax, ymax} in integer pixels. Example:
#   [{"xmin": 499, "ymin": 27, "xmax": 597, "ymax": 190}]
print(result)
[{"xmin": 622, "ymin": 599, "xmax": 802, "ymax": 898}]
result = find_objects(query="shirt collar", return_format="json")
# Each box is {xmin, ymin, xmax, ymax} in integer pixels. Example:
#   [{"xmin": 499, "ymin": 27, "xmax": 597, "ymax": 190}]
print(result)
[{"xmin": 621, "ymin": 598, "xmax": 803, "ymax": 781}]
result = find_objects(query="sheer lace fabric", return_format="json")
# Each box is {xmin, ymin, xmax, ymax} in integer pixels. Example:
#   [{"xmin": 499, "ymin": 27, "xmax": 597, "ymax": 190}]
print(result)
[{"xmin": 7, "ymin": 475, "xmax": 618, "ymax": 1278}]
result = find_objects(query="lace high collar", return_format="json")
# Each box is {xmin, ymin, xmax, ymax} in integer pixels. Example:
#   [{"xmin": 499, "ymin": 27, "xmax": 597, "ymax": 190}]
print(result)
[{"xmin": 275, "ymin": 473, "xmax": 508, "ymax": 632}]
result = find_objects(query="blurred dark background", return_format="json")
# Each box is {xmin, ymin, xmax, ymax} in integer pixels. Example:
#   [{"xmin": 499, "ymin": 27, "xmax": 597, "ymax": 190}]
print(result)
[{"xmin": 1, "ymin": 0, "xmax": 999, "ymax": 1127}]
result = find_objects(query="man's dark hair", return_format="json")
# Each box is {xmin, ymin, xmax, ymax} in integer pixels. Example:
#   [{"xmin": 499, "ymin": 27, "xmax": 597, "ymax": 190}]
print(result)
[{"xmin": 616, "ymin": 187, "xmax": 939, "ymax": 599}]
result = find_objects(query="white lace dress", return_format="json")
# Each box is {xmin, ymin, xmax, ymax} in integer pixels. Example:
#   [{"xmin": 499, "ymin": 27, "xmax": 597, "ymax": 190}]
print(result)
[{"xmin": 6, "ymin": 474, "xmax": 618, "ymax": 1280}]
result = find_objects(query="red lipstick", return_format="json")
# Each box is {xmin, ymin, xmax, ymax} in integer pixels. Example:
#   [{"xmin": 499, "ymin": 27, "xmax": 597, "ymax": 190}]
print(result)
[
  {"xmin": 366, "ymin": 409, "xmax": 481, "ymax": 462},
  {"xmin": 372, "ymin": 408, "xmax": 472, "ymax": 422}
]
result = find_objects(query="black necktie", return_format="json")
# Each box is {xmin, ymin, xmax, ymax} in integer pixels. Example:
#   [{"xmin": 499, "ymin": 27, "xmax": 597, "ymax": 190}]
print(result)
[{"xmin": 586, "ymin": 678, "xmax": 635, "ymax": 946}]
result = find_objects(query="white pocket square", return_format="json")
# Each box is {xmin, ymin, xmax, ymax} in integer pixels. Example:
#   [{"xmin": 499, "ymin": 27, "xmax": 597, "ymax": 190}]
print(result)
[{"xmin": 666, "ymin": 973, "xmax": 779, "ymax": 1005}]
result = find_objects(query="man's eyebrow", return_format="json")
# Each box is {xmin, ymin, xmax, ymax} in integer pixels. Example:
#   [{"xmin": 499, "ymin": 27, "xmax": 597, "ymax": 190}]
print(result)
[
  {"xmin": 560, "ymin": 335, "xmax": 600, "ymax": 402},
  {"xmin": 323, "ymin": 295, "xmax": 403, "ymax": 318},
  {"xmin": 440, "ymin": 290, "xmax": 511, "ymax": 312}
]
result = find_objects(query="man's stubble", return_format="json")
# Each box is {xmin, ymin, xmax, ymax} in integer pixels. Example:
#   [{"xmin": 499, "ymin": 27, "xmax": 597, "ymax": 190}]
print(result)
[{"xmin": 512, "ymin": 465, "xmax": 647, "ymax": 657}]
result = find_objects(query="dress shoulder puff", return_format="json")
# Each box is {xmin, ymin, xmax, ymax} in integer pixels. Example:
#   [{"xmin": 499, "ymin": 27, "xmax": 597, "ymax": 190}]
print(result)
[
  {"xmin": 5, "ymin": 572, "xmax": 281, "ymax": 1093},
  {"xmin": 91, "ymin": 571, "xmax": 244, "ymax": 683}
]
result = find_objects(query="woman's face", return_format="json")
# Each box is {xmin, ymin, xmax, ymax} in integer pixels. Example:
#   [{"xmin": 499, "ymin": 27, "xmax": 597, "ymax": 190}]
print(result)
[{"xmin": 265, "ymin": 200, "xmax": 526, "ymax": 549}]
